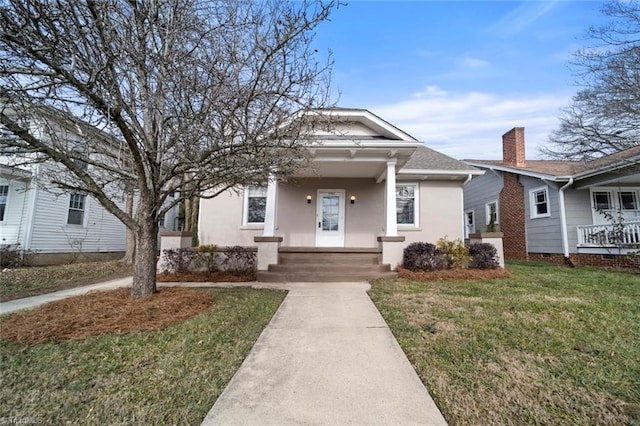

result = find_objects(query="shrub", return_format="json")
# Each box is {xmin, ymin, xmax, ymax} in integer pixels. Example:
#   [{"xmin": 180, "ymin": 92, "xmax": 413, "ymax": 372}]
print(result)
[
  {"xmin": 221, "ymin": 246, "xmax": 256, "ymax": 275},
  {"xmin": 193, "ymin": 244, "xmax": 219, "ymax": 274},
  {"xmin": 161, "ymin": 248, "xmax": 194, "ymax": 273},
  {"xmin": 468, "ymin": 242, "xmax": 499, "ymax": 269},
  {"xmin": 436, "ymin": 237, "xmax": 471, "ymax": 269},
  {"xmin": 403, "ymin": 242, "xmax": 447, "ymax": 272}
]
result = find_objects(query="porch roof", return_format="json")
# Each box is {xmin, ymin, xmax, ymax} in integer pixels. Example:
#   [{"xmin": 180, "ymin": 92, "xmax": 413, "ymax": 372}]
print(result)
[{"xmin": 0, "ymin": 164, "xmax": 32, "ymax": 181}]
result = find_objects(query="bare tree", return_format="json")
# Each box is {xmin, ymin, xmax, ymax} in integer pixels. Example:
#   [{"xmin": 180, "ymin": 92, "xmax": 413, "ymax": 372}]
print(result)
[
  {"xmin": 0, "ymin": 0, "xmax": 336, "ymax": 298},
  {"xmin": 544, "ymin": 0, "xmax": 640, "ymax": 160}
]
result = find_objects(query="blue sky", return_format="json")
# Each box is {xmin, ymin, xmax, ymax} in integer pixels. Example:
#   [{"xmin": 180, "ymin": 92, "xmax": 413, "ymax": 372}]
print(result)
[{"xmin": 313, "ymin": 0, "xmax": 606, "ymax": 160}]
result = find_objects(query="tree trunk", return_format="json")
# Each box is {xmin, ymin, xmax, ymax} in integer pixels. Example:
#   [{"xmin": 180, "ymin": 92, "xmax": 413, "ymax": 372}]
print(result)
[
  {"xmin": 131, "ymin": 217, "xmax": 158, "ymax": 298},
  {"xmin": 121, "ymin": 189, "xmax": 135, "ymax": 264}
]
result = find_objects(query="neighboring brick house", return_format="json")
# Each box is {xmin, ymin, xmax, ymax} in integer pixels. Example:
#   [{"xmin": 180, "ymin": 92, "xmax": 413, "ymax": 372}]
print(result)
[{"xmin": 463, "ymin": 127, "xmax": 640, "ymax": 267}]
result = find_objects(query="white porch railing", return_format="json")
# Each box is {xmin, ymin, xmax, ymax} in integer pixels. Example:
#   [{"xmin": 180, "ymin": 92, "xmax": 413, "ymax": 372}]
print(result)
[{"xmin": 577, "ymin": 221, "xmax": 640, "ymax": 247}]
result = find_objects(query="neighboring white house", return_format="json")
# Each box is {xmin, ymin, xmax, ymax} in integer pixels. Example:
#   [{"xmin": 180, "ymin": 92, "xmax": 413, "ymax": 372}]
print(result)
[
  {"xmin": 0, "ymin": 109, "xmax": 179, "ymax": 265},
  {"xmin": 464, "ymin": 127, "xmax": 640, "ymax": 267},
  {"xmin": 198, "ymin": 108, "xmax": 483, "ymax": 280}
]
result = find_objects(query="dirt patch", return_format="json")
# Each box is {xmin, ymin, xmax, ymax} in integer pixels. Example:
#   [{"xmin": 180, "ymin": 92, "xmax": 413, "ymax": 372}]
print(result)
[
  {"xmin": 397, "ymin": 266, "xmax": 511, "ymax": 282},
  {"xmin": 156, "ymin": 271, "xmax": 255, "ymax": 282},
  {"xmin": 0, "ymin": 287, "xmax": 214, "ymax": 346}
]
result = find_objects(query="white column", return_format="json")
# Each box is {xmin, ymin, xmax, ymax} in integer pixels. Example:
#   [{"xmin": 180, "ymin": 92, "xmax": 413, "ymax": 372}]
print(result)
[
  {"xmin": 385, "ymin": 160, "xmax": 398, "ymax": 237},
  {"xmin": 263, "ymin": 175, "xmax": 277, "ymax": 237}
]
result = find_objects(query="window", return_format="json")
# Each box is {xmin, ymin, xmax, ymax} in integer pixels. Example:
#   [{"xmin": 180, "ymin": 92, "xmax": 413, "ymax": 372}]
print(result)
[
  {"xmin": 396, "ymin": 183, "xmax": 418, "ymax": 226},
  {"xmin": 67, "ymin": 193, "xmax": 86, "ymax": 225},
  {"xmin": 530, "ymin": 186, "xmax": 550, "ymax": 219},
  {"xmin": 619, "ymin": 191, "xmax": 638, "ymax": 210},
  {"xmin": 465, "ymin": 210, "xmax": 475, "ymax": 238},
  {"xmin": 592, "ymin": 191, "xmax": 612, "ymax": 211},
  {"xmin": 243, "ymin": 185, "xmax": 267, "ymax": 225},
  {"xmin": 486, "ymin": 201, "xmax": 499, "ymax": 225},
  {"xmin": 0, "ymin": 185, "xmax": 8, "ymax": 221}
]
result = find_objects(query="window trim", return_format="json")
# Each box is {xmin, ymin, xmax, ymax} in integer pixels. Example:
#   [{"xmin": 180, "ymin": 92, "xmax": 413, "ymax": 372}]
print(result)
[
  {"xmin": 0, "ymin": 184, "xmax": 8, "ymax": 222},
  {"xmin": 529, "ymin": 186, "xmax": 551, "ymax": 219},
  {"xmin": 618, "ymin": 190, "xmax": 639, "ymax": 211},
  {"xmin": 242, "ymin": 185, "xmax": 267, "ymax": 227},
  {"xmin": 465, "ymin": 209, "xmax": 475, "ymax": 238},
  {"xmin": 396, "ymin": 182, "xmax": 419, "ymax": 228},
  {"xmin": 66, "ymin": 193, "xmax": 88, "ymax": 227},
  {"xmin": 485, "ymin": 200, "xmax": 499, "ymax": 225},
  {"xmin": 591, "ymin": 189, "xmax": 613, "ymax": 212}
]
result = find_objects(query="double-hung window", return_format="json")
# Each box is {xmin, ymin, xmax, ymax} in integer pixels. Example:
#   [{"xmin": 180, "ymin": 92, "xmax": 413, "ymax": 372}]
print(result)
[
  {"xmin": 396, "ymin": 183, "xmax": 418, "ymax": 226},
  {"xmin": 530, "ymin": 186, "xmax": 550, "ymax": 219},
  {"xmin": 592, "ymin": 191, "xmax": 612, "ymax": 211},
  {"xmin": 67, "ymin": 193, "xmax": 86, "ymax": 225},
  {"xmin": 619, "ymin": 191, "xmax": 638, "ymax": 210},
  {"xmin": 486, "ymin": 201, "xmax": 499, "ymax": 225},
  {"xmin": 243, "ymin": 185, "xmax": 267, "ymax": 225},
  {"xmin": 0, "ymin": 185, "xmax": 8, "ymax": 221}
]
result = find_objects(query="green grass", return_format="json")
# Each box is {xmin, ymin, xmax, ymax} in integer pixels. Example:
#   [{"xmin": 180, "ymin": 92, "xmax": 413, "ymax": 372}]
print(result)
[
  {"xmin": 0, "ymin": 261, "xmax": 133, "ymax": 301},
  {"xmin": 369, "ymin": 261, "xmax": 640, "ymax": 425},
  {"xmin": 0, "ymin": 288, "xmax": 285, "ymax": 425}
]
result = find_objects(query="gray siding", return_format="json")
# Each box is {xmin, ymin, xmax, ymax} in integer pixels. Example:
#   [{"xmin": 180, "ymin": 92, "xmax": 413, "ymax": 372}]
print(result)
[
  {"xmin": 520, "ymin": 176, "xmax": 562, "ymax": 253},
  {"xmin": 564, "ymin": 188, "xmax": 593, "ymax": 252},
  {"xmin": 463, "ymin": 170, "xmax": 503, "ymax": 233}
]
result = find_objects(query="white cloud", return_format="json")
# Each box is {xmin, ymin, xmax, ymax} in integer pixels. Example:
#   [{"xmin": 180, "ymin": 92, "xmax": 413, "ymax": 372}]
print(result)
[
  {"xmin": 491, "ymin": 0, "xmax": 560, "ymax": 36},
  {"xmin": 462, "ymin": 57, "xmax": 490, "ymax": 68},
  {"xmin": 370, "ymin": 86, "xmax": 572, "ymax": 160}
]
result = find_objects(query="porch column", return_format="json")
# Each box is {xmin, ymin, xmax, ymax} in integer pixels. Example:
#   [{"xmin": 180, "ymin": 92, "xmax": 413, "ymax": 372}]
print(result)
[
  {"xmin": 385, "ymin": 160, "xmax": 398, "ymax": 237},
  {"xmin": 263, "ymin": 175, "xmax": 277, "ymax": 237}
]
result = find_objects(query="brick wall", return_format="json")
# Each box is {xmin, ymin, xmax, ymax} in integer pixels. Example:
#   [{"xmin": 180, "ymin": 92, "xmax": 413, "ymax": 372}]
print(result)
[
  {"xmin": 502, "ymin": 127, "xmax": 526, "ymax": 167},
  {"xmin": 527, "ymin": 252, "xmax": 639, "ymax": 269},
  {"xmin": 499, "ymin": 172, "xmax": 527, "ymax": 259}
]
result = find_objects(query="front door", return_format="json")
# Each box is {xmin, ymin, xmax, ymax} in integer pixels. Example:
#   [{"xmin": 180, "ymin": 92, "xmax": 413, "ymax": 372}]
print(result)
[{"xmin": 316, "ymin": 190, "xmax": 345, "ymax": 247}]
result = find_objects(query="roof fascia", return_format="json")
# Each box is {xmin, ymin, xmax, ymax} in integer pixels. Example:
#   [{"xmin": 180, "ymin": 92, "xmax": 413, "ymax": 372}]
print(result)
[
  {"xmin": 307, "ymin": 109, "xmax": 418, "ymax": 142},
  {"xmin": 464, "ymin": 161, "xmax": 571, "ymax": 182}
]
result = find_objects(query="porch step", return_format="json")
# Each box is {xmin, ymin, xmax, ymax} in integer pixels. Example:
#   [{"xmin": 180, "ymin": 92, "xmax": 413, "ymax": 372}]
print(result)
[{"xmin": 257, "ymin": 247, "xmax": 397, "ymax": 282}]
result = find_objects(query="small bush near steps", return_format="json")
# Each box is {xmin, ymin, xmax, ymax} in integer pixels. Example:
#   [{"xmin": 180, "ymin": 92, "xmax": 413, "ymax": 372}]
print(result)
[
  {"xmin": 158, "ymin": 245, "xmax": 256, "ymax": 282},
  {"xmin": 402, "ymin": 237, "xmax": 502, "ymax": 279}
]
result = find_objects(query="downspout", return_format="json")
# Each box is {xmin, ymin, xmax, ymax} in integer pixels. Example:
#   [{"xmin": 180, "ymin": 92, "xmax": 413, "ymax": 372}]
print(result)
[
  {"xmin": 558, "ymin": 178, "xmax": 574, "ymax": 267},
  {"xmin": 462, "ymin": 174, "xmax": 472, "ymax": 238}
]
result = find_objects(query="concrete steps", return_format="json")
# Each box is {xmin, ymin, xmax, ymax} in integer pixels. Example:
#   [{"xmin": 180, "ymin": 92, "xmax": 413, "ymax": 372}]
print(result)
[{"xmin": 257, "ymin": 248, "xmax": 397, "ymax": 282}]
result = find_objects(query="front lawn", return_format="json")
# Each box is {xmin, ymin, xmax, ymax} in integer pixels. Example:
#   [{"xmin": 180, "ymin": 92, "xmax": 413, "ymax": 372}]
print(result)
[
  {"xmin": 0, "ymin": 261, "xmax": 133, "ymax": 301},
  {"xmin": 0, "ymin": 288, "xmax": 285, "ymax": 424},
  {"xmin": 369, "ymin": 261, "xmax": 640, "ymax": 425}
]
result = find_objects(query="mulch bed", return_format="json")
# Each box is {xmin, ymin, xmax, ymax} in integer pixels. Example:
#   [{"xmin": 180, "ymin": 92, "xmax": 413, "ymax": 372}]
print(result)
[
  {"xmin": 0, "ymin": 287, "xmax": 214, "ymax": 346},
  {"xmin": 156, "ymin": 271, "xmax": 255, "ymax": 282},
  {"xmin": 397, "ymin": 266, "xmax": 511, "ymax": 281}
]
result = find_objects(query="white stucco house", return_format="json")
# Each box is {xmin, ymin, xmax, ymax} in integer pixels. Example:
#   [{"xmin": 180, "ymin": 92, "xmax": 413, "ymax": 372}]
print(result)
[
  {"xmin": 198, "ymin": 108, "xmax": 483, "ymax": 280},
  {"xmin": 0, "ymin": 108, "xmax": 179, "ymax": 265}
]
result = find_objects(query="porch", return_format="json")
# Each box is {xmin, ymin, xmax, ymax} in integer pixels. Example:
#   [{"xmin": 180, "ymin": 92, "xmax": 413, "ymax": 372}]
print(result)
[{"xmin": 576, "ymin": 221, "xmax": 640, "ymax": 254}]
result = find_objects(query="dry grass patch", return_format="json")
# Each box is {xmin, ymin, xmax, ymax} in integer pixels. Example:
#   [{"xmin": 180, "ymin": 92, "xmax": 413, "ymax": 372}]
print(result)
[
  {"xmin": 397, "ymin": 266, "xmax": 511, "ymax": 281},
  {"xmin": 0, "ymin": 287, "xmax": 213, "ymax": 345},
  {"xmin": 370, "ymin": 261, "xmax": 640, "ymax": 425}
]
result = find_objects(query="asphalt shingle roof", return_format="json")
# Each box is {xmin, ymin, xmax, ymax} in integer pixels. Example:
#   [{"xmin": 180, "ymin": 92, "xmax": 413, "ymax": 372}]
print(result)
[{"xmin": 404, "ymin": 145, "xmax": 479, "ymax": 172}]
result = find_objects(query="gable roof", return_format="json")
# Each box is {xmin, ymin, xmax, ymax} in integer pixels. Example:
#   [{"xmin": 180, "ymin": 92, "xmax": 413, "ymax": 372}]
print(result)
[
  {"xmin": 402, "ymin": 145, "xmax": 482, "ymax": 173},
  {"xmin": 466, "ymin": 144, "xmax": 640, "ymax": 182}
]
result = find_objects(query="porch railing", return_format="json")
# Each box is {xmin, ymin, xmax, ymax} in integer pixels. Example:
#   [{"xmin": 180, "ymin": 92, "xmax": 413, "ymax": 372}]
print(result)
[{"xmin": 577, "ymin": 221, "xmax": 640, "ymax": 247}]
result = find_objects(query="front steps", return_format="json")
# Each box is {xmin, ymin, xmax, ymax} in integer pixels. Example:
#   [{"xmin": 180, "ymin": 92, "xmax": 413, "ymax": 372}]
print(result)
[{"xmin": 256, "ymin": 247, "xmax": 397, "ymax": 282}]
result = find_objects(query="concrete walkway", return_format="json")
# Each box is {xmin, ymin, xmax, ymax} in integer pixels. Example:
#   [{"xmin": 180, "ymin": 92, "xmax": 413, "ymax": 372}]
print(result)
[
  {"xmin": 1, "ymin": 279, "xmax": 447, "ymax": 425},
  {"xmin": 201, "ymin": 282, "xmax": 447, "ymax": 425}
]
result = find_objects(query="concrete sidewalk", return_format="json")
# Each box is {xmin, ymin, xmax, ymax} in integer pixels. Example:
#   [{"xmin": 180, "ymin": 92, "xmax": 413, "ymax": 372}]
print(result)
[{"xmin": 201, "ymin": 282, "xmax": 447, "ymax": 425}]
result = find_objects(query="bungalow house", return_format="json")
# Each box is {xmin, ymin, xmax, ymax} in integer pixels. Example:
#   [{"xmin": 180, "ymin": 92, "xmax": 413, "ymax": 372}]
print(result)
[
  {"xmin": 463, "ymin": 127, "xmax": 640, "ymax": 267},
  {"xmin": 198, "ymin": 108, "xmax": 483, "ymax": 281},
  {"xmin": 0, "ymin": 108, "xmax": 179, "ymax": 265}
]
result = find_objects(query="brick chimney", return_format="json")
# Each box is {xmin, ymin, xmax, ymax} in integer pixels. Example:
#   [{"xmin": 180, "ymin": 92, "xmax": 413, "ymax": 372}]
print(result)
[{"xmin": 502, "ymin": 127, "xmax": 525, "ymax": 167}]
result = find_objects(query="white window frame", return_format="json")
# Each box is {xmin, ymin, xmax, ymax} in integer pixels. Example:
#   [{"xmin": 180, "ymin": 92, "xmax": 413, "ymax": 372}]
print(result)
[
  {"xmin": 618, "ymin": 190, "xmax": 639, "ymax": 211},
  {"xmin": 242, "ymin": 185, "xmax": 267, "ymax": 226},
  {"xmin": 485, "ymin": 200, "xmax": 499, "ymax": 225},
  {"xmin": 0, "ymin": 184, "xmax": 8, "ymax": 222},
  {"xmin": 396, "ymin": 183, "xmax": 419, "ymax": 227},
  {"xmin": 465, "ymin": 209, "xmax": 475, "ymax": 238},
  {"xmin": 67, "ymin": 193, "xmax": 88, "ymax": 226},
  {"xmin": 529, "ymin": 186, "xmax": 551, "ymax": 219}
]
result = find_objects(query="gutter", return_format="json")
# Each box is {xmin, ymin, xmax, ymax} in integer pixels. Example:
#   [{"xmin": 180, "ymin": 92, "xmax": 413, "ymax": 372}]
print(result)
[{"xmin": 557, "ymin": 178, "xmax": 574, "ymax": 267}]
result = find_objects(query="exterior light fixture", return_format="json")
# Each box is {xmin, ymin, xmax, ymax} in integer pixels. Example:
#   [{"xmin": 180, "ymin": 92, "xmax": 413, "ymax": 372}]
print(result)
[
  {"xmin": 350, "ymin": 195, "xmax": 356, "ymax": 204},
  {"xmin": 306, "ymin": 195, "xmax": 312, "ymax": 204}
]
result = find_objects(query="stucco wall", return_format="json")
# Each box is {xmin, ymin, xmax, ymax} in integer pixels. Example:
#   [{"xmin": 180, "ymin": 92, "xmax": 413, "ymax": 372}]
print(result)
[
  {"xmin": 400, "ymin": 180, "xmax": 465, "ymax": 244},
  {"xmin": 198, "ymin": 189, "xmax": 262, "ymax": 247}
]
